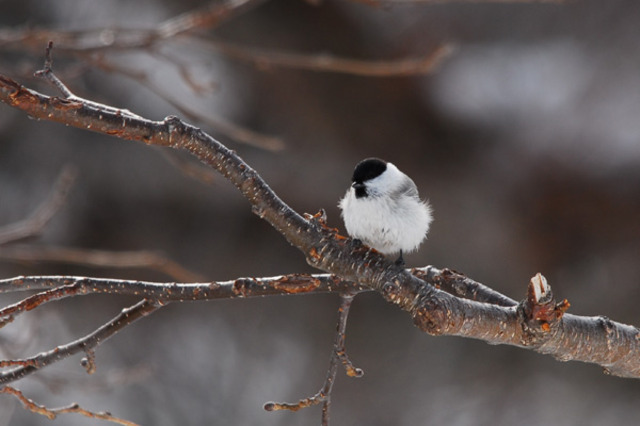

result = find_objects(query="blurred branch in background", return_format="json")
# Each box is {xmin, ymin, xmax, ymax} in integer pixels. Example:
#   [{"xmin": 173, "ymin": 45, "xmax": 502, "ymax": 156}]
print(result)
[
  {"xmin": 0, "ymin": 165, "xmax": 205, "ymax": 282},
  {"xmin": 0, "ymin": 0, "xmax": 266, "ymax": 53},
  {"xmin": 0, "ymin": 0, "xmax": 456, "ymax": 151},
  {"xmin": 195, "ymin": 38, "xmax": 455, "ymax": 77},
  {"xmin": 86, "ymin": 55, "xmax": 285, "ymax": 150},
  {"xmin": 0, "ymin": 245, "xmax": 206, "ymax": 283},
  {"xmin": 0, "ymin": 165, "xmax": 76, "ymax": 246}
]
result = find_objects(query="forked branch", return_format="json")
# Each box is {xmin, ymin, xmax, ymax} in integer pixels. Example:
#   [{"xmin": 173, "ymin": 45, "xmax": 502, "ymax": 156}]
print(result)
[
  {"xmin": 0, "ymin": 299, "xmax": 158, "ymax": 385},
  {"xmin": 0, "ymin": 273, "xmax": 369, "ymax": 329},
  {"xmin": 265, "ymin": 292, "xmax": 362, "ymax": 426}
]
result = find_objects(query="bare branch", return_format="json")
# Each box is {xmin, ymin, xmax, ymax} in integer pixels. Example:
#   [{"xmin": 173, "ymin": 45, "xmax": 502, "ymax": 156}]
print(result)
[
  {"xmin": 0, "ymin": 10, "xmax": 454, "ymax": 78},
  {"xmin": 155, "ymin": 0, "xmax": 268, "ymax": 39},
  {"xmin": 1, "ymin": 59, "xmax": 640, "ymax": 381},
  {"xmin": 33, "ymin": 41, "xmax": 75, "ymax": 97},
  {"xmin": 0, "ymin": 245, "xmax": 206, "ymax": 282},
  {"xmin": 413, "ymin": 268, "xmax": 640, "ymax": 378},
  {"xmin": 0, "ymin": 70, "xmax": 314, "ymax": 247},
  {"xmin": 0, "ymin": 386, "xmax": 139, "ymax": 426},
  {"xmin": 196, "ymin": 38, "xmax": 455, "ymax": 77},
  {"xmin": 0, "ymin": 0, "xmax": 266, "ymax": 53},
  {"xmin": 0, "ymin": 299, "xmax": 159, "ymax": 385},
  {"xmin": 0, "ymin": 273, "xmax": 369, "ymax": 326},
  {"xmin": 264, "ymin": 292, "xmax": 361, "ymax": 425},
  {"xmin": 411, "ymin": 266, "xmax": 517, "ymax": 307},
  {"xmin": 89, "ymin": 56, "xmax": 285, "ymax": 151},
  {"xmin": 0, "ymin": 156, "xmax": 204, "ymax": 282},
  {"xmin": 0, "ymin": 165, "xmax": 76, "ymax": 246}
]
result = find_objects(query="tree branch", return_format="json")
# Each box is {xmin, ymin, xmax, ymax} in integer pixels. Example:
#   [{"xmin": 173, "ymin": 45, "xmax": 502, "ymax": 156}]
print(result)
[
  {"xmin": 0, "ymin": 245, "xmax": 206, "ymax": 282},
  {"xmin": 195, "ymin": 38, "xmax": 455, "ymax": 77},
  {"xmin": 264, "ymin": 292, "xmax": 362, "ymax": 425},
  {"xmin": 0, "ymin": 165, "xmax": 76, "ymax": 246},
  {"xmin": 0, "ymin": 299, "xmax": 158, "ymax": 385},
  {"xmin": 1, "ymin": 65, "xmax": 640, "ymax": 380},
  {"xmin": 0, "ymin": 159, "xmax": 204, "ymax": 282},
  {"xmin": 411, "ymin": 266, "xmax": 517, "ymax": 307},
  {"xmin": 0, "ymin": 46, "xmax": 639, "ymax": 426},
  {"xmin": 87, "ymin": 55, "xmax": 285, "ymax": 151},
  {"xmin": 0, "ymin": 386, "xmax": 139, "ymax": 426},
  {"xmin": 0, "ymin": 273, "xmax": 369, "ymax": 329},
  {"xmin": 0, "ymin": 0, "xmax": 265, "ymax": 53}
]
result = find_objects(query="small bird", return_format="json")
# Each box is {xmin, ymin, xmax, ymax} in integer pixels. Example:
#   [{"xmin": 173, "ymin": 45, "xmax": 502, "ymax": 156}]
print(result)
[{"xmin": 339, "ymin": 158, "xmax": 433, "ymax": 265}]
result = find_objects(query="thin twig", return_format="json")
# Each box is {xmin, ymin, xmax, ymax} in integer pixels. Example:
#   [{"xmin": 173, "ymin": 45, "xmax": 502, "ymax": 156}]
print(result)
[
  {"xmin": 90, "ymin": 55, "xmax": 284, "ymax": 150},
  {"xmin": 34, "ymin": 41, "xmax": 144, "ymax": 120},
  {"xmin": 155, "ymin": 0, "xmax": 268, "ymax": 39},
  {"xmin": 196, "ymin": 38, "xmax": 455, "ymax": 77},
  {"xmin": 149, "ymin": 50, "xmax": 219, "ymax": 96},
  {"xmin": 0, "ymin": 245, "xmax": 206, "ymax": 282},
  {"xmin": 264, "ymin": 292, "xmax": 361, "ymax": 424},
  {"xmin": 0, "ymin": 299, "xmax": 159, "ymax": 385},
  {"xmin": 0, "ymin": 0, "xmax": 266, "ymax": 53},
  {"xmin": 334, "ymin": 294, "xmax": 364, "ymax": 379},
  {"xmin": 1, "ymin": 18, "xmax": 454, "ymax": 79},
  {"xmin": 33, "ymin": 41, "xmax": 74, "ymax": 97},
  {"xmin": 0, "ymin": 386, "xmax": 139, "ymax": 426}
]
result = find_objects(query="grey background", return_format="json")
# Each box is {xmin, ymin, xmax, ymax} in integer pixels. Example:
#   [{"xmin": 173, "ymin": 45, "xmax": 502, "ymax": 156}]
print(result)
[{"xmin": 1, "ymin": 0, "xmax": 640, "ymax": 425}]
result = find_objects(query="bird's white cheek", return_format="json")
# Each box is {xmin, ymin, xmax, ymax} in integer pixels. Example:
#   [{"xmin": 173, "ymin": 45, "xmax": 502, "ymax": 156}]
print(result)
[{"xmin": 340, "ymin": 198, "xmax": 383, "ymax": 240}]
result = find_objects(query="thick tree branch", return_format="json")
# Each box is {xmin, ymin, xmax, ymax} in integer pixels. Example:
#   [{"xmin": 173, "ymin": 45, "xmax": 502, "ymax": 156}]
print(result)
[{"xmin": 1, "ymin": 63, "xmax": 640, "ymax": 382}]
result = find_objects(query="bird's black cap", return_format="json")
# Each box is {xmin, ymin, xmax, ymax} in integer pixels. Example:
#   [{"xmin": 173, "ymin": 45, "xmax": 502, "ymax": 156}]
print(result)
[{"xmin": 352, "ymin": 158, "xmax": 387, "ymax": 183}]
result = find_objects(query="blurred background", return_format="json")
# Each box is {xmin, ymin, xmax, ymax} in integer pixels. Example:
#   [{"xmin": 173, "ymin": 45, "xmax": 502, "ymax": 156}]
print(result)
[{"xmin": 1, "ymin": 0, "xmax": 640, "ymax": 425}]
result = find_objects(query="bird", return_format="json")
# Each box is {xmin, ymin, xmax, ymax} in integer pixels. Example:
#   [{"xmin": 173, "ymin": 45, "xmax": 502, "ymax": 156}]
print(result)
[{"xmin": 338, "ymin": 157, "xmax": 433, "ymax": 265}]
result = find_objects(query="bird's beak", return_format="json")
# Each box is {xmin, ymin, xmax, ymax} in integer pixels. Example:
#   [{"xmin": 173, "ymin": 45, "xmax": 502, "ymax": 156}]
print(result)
[{"xmin": 352, "ymin": 182, "xmax": 365, "ymax": 190}]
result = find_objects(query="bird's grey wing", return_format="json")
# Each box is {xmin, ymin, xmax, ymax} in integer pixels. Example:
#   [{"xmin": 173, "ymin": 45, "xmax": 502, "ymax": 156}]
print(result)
[{"xmin": 394, "ymin": 175, "xmax": 419, "ymax": 199}]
